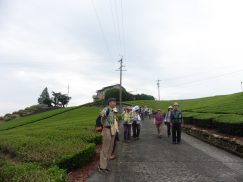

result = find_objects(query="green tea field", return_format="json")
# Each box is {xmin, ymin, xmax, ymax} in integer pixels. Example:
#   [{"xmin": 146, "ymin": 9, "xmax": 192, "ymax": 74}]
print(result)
[
  {"xmin": 127, "ymin": 92, "xmax": 243, "ymax": 136},
  {"xmin": 0, "ymin": 106, "xmax": 101, "ymax": 182}
]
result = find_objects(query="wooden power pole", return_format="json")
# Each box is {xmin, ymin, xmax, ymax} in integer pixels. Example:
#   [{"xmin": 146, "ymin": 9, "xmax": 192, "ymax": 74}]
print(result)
[
  {"xmin": 118, "ymin": 57, "xmax": 126, "ymax": 112},
  {"xmin": 157, "ymin": 79, "xmax": 161, "ymax": 100}
]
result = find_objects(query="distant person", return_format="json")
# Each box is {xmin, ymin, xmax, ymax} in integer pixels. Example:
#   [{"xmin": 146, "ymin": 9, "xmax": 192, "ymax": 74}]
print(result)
[
  {"xmin": 171, "ymin": 102, "xmax": 183, "ymax": 144},
  {"xmin": 110, "ymin": 107, "xmax": 120, "ymax": 160},
  {"xmin": 140, "ymin": 106, "xmax": 145, "ymax": 120},
  {"xmin": 148, "ymin": 108, "xmax": 153, "ymax": 119},
  {"xmin": 144, "ymin": 106, "xmax": 149, "ymax": 118},
  {"xmin": 98, "ymin": 98, "xmax": 117, "ymax": 173},
  {"xmin": 122, "ymin": 107, "xmax": 133, "ymax": 143},
  {"xmin": 132, "ymin": 106, "xmax": 141, "ymax": 140},
  {"xmin": 164, "ymin": 106, "xmax": 173, "ymax": 137},
  {"xmin": 154, "ymin": 109, "xmax": 164, "ymax": 138}
]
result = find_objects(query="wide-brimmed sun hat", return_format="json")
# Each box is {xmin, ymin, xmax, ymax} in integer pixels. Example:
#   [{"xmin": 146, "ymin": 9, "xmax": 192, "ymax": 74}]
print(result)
[
  {"xmin": 173, "ymin": 102, "xmax": 179, "ymax": 106},
  {"xmin": 168, "ymin": 106, "xmax": 173, "ymax": 109}
]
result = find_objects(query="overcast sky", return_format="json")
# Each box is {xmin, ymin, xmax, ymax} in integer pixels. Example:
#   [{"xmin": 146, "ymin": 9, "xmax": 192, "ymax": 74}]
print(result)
[{"xmin": 1, "ymin": 0, "xmax": 243, "ymax": 115}]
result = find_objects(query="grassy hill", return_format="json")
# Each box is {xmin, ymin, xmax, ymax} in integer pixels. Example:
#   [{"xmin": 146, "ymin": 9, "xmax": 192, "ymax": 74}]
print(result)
[
  {"xmin": 0, "ymin": 106, "xmax": 101, "ymax": 182},
  {"xmin": 127, "ymin": 92, "xmax": 243, "ymax": 136},
  {"xmin": 1, "ymin": 92, "xmax": 243, "ymax": 181}
]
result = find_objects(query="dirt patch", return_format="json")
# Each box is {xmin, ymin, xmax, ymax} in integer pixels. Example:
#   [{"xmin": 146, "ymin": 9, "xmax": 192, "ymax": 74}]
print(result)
[{"xmin": 68, "ymin": 145, "xmax": 101, "ymax": 182}]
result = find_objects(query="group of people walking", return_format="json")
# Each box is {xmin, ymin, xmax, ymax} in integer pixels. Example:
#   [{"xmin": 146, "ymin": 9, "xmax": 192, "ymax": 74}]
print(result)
[
  {"xmin": 154, "ymin": 102, "xmax": 183, "ymax": 144},
  {"xmin": 97, "ymin": 98, "xmax": 183, "ymax": 174},
  {"xmin": 122, "ymin": 105, "xmax": 143, "ymax": 142}
]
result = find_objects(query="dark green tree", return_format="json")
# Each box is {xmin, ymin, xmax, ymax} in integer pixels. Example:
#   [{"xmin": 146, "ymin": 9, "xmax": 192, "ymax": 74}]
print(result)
[
  {"xmin": 58, "ymin": 94, "xmax": 71, "ymax": 107},
  {"xmin": 51, "ymin": 92, "xmax": 71, "ymax": 107},
  {"xmin": 51, "ymin": 92, "xmax": 62, "ymax": 107},
  {"xmin": 38, "ymin": 87, "xmax": 52, "ymax": 107},
  {"xmin": 105, "ymin": 88, "xmax": 155, "ymax": 101}
]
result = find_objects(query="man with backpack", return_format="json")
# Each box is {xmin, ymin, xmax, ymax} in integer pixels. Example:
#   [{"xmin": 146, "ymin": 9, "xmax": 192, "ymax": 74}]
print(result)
[
  {"xmin": 171, "ymin": 102, "xmax": 183, "ymax": 144},
  {"xmin": 98, "ymin": 98, "xmax": 117, "ymax": 174},
  {"xmin": 154, "ymin": 109, "xmax": 164, "ymax": 138}
]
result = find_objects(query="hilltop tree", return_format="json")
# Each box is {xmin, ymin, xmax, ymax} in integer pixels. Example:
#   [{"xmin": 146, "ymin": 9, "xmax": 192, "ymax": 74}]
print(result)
[
  {"xmin": 104, "ymin": 88, "xmax": 155, "ymax": 102},
  {"xmin": 51, "ymin": 92, "xmax": 62, "ymax": 107},
  {"xmin": 38, "ymin": 87, "xmax": 52, "ymax": 107},
  {"xmin": 58, "ymin": 94, "xmax": 71, "ymax": 107},
  {"xmin": 51, "ymin": 92, "xmax": 71, "ymax": 107}
]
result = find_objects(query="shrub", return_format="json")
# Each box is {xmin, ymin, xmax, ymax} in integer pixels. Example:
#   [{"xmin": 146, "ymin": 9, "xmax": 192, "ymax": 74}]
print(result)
[{"xmin": 0, "ymin": 160, "xmax": 67, "ymax": 182}]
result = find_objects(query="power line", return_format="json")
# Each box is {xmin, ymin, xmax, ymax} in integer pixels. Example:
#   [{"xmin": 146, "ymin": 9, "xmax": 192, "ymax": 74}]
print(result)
[
  {"xmin": 163, "ymin": 69, "xmax": 243, "ymax": 88},
  {"xmin": 120, "ymin": 0, "xmax": 126, "ymax": 57},
  {"xmin": 108, "ymin": 0, "xmax": 120, "ymax": 55},
  {"xmin": 114, "ymin": 0, "xmax": 123, "ymax": 55},
  {"xmin": 91, "ymin": 0, "xmax": 112, "ymax": 59}
]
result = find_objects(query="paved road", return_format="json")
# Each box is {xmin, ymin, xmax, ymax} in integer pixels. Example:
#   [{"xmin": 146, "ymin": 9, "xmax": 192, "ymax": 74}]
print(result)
[{"xmin": 88, "ymin": 118, "xmax": 243, "ymax": 182}]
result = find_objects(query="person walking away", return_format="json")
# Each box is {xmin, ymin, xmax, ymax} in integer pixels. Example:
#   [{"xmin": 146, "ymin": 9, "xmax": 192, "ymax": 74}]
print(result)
[
  {"xmin": 148, "ymin": 108, "xmax": 153, "ymax": 119},
  {"xmin": 154, "ymin": 109, "xmax": 164, "ymax": 138},
  {"xmin": 171, "ymin": 102, "xmax": 183, "ymax": 144},
  {"xmin": 139, "ymin": 107, "xmax": 144, "ymax": 121},
  {"xmin": 110, "ymin": 107, "xmax": 120, "ymax": 160},
  {"xmin": 164, "ymin": 106, "xmax": 173, "ymax": 137},
  {"xmin": 144, "ymin": 106, "xmax": 149, "ymax": 118},
  {"xmin": 122, "ymin": 107, "xmax": 133, "ymax": 143},
  {"xmin": 98, "ymin": 98, "xmax": 117, "ymax": 173},
  {"xmin": 132, "ymin": 106, "xmax": 141, "ymax": 140}
]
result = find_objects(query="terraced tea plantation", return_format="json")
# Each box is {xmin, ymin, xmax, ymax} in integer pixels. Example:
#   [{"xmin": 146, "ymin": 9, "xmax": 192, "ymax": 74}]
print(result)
[
  {"xmin": 0, "ymin": 106, "xmax": 101, "ymax": 182},
  {"xmin": 127, "ymin": 92, "xmax": 243, "ymax": 136}
]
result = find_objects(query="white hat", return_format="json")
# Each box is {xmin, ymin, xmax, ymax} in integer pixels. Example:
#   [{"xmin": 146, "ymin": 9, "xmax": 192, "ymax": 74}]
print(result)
[
  {"xmin": 168, "ymin": 106, "xmax": 173, "ymax": 109},
  {"xmin": 133, "ymin": 106, "xmax": 140, "ymax": 111}
]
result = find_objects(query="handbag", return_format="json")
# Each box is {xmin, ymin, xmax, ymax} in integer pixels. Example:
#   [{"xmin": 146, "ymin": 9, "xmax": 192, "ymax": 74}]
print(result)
[
  {"xmin": 111, "ymin": 124, "xmax": 116, "ymax": 136},
  {"xmin": 95, "ymin": 126, "xmax": 103, "ymax": 132}
]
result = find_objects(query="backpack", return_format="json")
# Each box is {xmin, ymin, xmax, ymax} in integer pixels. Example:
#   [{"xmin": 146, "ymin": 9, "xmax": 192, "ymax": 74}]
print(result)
[
  {"xmin": 95, "ymin": 116, "xmax": 103, "ymax": 132},
  {"xmin": 95, "ymin": 108, "xmax": 111, "ymax": 132}
]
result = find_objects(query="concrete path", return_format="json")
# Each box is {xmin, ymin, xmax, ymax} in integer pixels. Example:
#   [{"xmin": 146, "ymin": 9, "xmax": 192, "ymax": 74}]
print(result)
[{"xmin": 88, "ymin": 118, "xmax": 243, "ymax": 182}]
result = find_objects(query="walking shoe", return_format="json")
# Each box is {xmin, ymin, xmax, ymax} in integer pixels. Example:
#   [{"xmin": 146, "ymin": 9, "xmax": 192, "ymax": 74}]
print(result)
[
  {"xmin": 98, "ymin": 165, "xmax": 111, "ymax": 174},
  {"xmin": 98, "ymin": 165, "xmax": 106, "ymax": 174}
]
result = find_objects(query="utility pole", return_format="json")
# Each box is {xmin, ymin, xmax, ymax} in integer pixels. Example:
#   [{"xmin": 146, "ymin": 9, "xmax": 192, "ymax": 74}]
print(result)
[
  {"xmin": 157, "ymin": 79, "xmax": 161, "ymax": 100},
  {"xmin": 241, "ymin": 81, "xmax": 243, "ymax": 92},
  {"xmin": 117, "ymin": 57, "xmax": 126, "ymax": 112},
  {"xmin": 67, "ymin": 84, "xmax": 70, "ymax": 96}
]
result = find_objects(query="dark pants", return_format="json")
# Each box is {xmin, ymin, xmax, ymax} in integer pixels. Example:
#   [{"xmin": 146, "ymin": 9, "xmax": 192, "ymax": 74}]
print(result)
[
  {"xmin": 141, "ymin": 113, "xmax": 144, "ymax": 120},
  {"xmin": 172, "ymin": 123, "xmax": 181, "ymax": 143},
  {"xmin": 132, "ymin": 122, "xmax": 141, "ymax": 138},
  {"xmin": 112, "ymin": 132, "xmax": 119, "ymax": 155},
  {"xmin": 165, "ymin": 122, "xmax": 171, "ymax": 136},
  {"xmin": 123, "ymin": 123, "xmax": 131, "ymax": 141}
]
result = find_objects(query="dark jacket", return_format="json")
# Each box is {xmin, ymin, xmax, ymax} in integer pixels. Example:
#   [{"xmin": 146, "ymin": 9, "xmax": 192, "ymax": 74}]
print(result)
[{"xmin": 170, "ymin": 110, "xmax": 183, "ymax": 124}]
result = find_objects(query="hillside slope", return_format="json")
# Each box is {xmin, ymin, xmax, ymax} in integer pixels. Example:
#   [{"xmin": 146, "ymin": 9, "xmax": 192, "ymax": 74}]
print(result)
[
  {"xmin": 0, "ymin": 106, "xmax": 101, "ymax": 181},
  {"xmin": 127, "ymin": 92, "xmax": 243, "ymax": 136}
]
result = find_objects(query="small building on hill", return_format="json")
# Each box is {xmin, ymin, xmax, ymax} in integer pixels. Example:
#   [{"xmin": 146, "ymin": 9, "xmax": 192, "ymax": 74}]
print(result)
[{"xmin": 93, "ymin": 84, "xmax": 122, "ymax": 101}]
